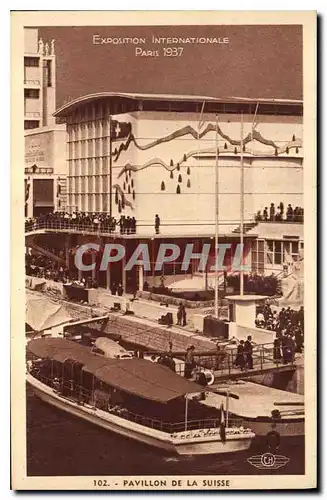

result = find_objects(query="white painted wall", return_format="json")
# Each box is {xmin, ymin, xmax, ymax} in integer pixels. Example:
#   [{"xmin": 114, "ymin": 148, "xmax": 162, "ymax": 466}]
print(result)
[{"xmin": 111, "ymin": 111, "xmax": 303, "ymax": 236}]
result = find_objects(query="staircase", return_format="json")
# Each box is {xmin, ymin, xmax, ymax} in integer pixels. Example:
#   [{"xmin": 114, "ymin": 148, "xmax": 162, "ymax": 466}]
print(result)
[
  {"xmin": 232, "ymin": 221, "xmax": 258, "ymax": 234},
  {"xmin": 27, "ymin": 234, "xmax": 66, "ymax": 267}
]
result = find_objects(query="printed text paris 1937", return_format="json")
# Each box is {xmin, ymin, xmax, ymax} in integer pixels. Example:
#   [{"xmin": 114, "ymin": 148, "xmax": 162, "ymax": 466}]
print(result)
[{"xmin": 92, "ymin": 34, "xmax": 230, "ymax": 57}]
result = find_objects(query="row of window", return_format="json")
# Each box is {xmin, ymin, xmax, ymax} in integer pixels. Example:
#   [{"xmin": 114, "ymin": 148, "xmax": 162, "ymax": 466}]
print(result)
[
  {"xmin": 251, "ymin": 239, "xmax": 304, "ymax": 272},
  {"xmin": 68, "ymin": 164, "xmax": 110, "ymax": 177},
  {"xmin": 67, "ymin": 194, "xmax": 109, "ymax": 212}
]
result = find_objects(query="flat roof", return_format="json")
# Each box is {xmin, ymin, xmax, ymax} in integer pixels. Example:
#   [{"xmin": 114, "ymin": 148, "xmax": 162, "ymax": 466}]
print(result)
[{"xmin": 54, "ymin": 91, "xmax": 303, "ymax": 118}]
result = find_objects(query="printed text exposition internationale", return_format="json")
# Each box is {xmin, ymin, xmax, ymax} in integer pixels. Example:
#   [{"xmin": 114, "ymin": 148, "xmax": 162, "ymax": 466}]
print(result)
[{"xmin": 93, "ymin": 35, "xmax": 230, "ymax": 45}]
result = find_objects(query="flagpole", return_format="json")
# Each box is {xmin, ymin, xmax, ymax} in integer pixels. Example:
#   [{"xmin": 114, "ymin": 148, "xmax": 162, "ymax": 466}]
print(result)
[
  {"xmin": 184, "ymin": 394, "xmax": 189, "ymax": 431},
  {"xmin": 198, "ymin": 102, "xmax": 206, "ymax": 290},
  {"xmin": 109, "ymin": 114, "xmax": 113, "ymax": 218},
  {"xmin": 240, "ymin": 112, "xmax": 244, "ymax": 296},
  {"xmin": 214, "ymin": 114, "xmax": 219, "ymax": 318}
]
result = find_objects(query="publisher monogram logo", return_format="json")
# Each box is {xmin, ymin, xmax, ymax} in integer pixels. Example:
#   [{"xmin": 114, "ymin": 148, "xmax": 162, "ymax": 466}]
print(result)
[{"xmin": 247, "ymin": 453, "xmax": 289, "ymax": 470}]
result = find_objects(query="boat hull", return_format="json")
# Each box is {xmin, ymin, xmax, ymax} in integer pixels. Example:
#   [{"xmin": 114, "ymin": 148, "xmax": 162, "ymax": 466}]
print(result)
[
  {"xmin": 27, "ymin": 374, "xmax": 253, "ymax": 455},
  {"xmin": 242, "ymin": 418, "xmax": 304, "ymax": 438}
]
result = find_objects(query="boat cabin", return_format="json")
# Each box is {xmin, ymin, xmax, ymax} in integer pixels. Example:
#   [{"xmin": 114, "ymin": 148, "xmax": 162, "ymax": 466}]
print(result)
[{"xmin": 27, "ymin": 338, "xmax": 226, "ymax": 433}]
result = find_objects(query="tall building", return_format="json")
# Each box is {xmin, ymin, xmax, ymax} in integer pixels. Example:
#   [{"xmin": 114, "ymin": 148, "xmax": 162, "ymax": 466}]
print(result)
[
  {"xmin": 24, "ymin": 28, "xmax": 56, "ymax": 130},
  {"xmin": 24, "ymin": 28, "xmax": 67, "ymax": 216}
]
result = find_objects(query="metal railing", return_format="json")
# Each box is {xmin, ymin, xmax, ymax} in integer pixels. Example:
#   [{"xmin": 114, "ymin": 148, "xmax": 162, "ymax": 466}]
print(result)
[
  {"xmin": 25, "ymin": 220, "xmax": 130, "ymax": 236},
  {"xmin": 162, "ymin": 342, "xmax": 295, "ymax": 379}
]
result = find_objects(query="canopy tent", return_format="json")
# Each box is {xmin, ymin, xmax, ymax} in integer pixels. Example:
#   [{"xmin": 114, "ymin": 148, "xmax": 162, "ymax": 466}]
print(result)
[
  {"xmin": 27, "ymin": 338, "xmax": 202, "ymax": 403},
  {"xmin": 25, "ymin": 294, "xmax": 72, "ymax": 332}
]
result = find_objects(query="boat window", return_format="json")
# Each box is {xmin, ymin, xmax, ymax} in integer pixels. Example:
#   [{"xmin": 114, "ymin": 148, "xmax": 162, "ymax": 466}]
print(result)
[{"xmin": 92, "ymin": 347, "xmax": 105, "ymax": 355}]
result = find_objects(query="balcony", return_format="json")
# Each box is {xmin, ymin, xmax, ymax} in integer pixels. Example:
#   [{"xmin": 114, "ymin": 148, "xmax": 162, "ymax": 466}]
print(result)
[
  {"xmin": 24, "ymin": 79, "xmax": 41, "ymax": 87},
  {"xmin": 24, "ymin": 111, "xmax": 41, "ymax": 119},
  {"xmin": 25, "ymin": 166, "xmax": 54, "ymax": 175}
]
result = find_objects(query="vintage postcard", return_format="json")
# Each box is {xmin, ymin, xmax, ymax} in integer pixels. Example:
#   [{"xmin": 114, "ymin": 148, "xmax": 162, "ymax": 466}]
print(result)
[{"xmin": 11, "ymin": 11, "xmax": 317, "ymax": 490}]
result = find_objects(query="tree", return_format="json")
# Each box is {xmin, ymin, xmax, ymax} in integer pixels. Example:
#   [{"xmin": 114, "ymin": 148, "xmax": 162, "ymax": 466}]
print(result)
[
  {"xmin": 176, "ymin": 185, "xmax": 181, "ymax": 194},
  {"xmin": 170, "ymin": 170, "xmax": 173, "ymax": 179},
  {"xmin": 187, "ymin": 179, "xmax": 191, "ymax": 188},
  {"xmin": 178, "ymin": 174, "xmax": 182, "ymax": 183},
  {"xmin": 161, "ymin": 181, "xmax": 165, "ymax": 191},
  {"xmin": 187, "ymin": 166, "xmax": 190, "ymax": 175}
]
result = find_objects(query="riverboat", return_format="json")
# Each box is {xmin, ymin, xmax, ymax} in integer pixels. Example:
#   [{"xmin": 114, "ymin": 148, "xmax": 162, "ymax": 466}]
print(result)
[
  {"xmin": 26, "ymin": 337, "xmax": 254, "ymax": 455},
  {"xmin": 201, "ymin": 380, "xmax": 304, "ymax": 440}
]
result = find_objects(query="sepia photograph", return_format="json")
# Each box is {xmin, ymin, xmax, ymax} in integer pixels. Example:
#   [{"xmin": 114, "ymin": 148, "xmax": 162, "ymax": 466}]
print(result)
[{"xmin": 11, "ymin": 10, "xmax": 316, "ymax": 490}]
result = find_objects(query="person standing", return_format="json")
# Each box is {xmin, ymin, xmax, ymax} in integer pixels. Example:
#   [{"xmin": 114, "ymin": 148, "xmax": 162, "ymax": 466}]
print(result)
[
  {"xmin": 273, "ymin": 337, "xmax": 282, "ymax": 363},
  {"xmin": 269, "ymin": 203, "xmax": 275, "ymax": 222},
  {"xmin": 177, "ymin": 303, "xmax": 183, "ymax": 326},
  {"xmin": 234, "ymin": 341, "xmax": 245, "ymax": 371},
  {"xmin": 244, "ymin": 335, "xmax": 254, "ymax": 369},
  {"xmin": 155, "ymin": 214, "xmax": 160, "ymax": 234},
  {"xmin": 263, "ymin": 207, "xmax": 268, "ymax": 221},
  {"xmin": 182, "ymin": 304, "xmax": 187, "ymax": 326},
  {"xmin": 184, "ymin": 345, "xmax": 196, "ymax": 379}
]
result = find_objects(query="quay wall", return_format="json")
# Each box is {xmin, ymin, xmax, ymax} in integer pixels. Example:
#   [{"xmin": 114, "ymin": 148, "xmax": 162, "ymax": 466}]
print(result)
[{"xmin": 63, "ymin": 301, "xmax": 216, "ymax": 353}]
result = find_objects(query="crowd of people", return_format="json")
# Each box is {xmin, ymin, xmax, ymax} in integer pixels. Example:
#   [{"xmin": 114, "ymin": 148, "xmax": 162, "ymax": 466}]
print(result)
[
  {"xmin": 25, "ymin": 253, "xmax": 72, "ymax": 283},
  {"xmin": 255, "ymin": 202, "xmax": 304, "ymax": 223},
  {"xmin": 256, "ymin": 303, "xmax": 304, "ymax": 355},
  {"xmin": 25, "ymin": 212, "xmax": 137, "ymax": 235}
]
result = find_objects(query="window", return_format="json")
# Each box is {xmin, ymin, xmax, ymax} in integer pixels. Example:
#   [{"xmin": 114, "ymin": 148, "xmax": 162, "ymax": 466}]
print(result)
[
  {"xmin": 46, "ymin": 60, "xmax": 52, "ymax": 87},
  {"xmin": 24, "ymin": 57, "xmax": 39, "ymax": 67},
  {"xmin": 275, "ymin": 241, "xmax": 282, "ymax": 265},
  {"xmin": 24, "ymin": 120, "xmax": 39, "ymax": 129},
  {"xmin": 92, "ymin": 347, "xmax": 105, "ymax": 355},
  {"xmin": 24, "ymin": 88, "xmax": 39, "ymax": 99},
  {"xmin": 265, "ymin": 239, "xmax": 301, "ymax": 268}
]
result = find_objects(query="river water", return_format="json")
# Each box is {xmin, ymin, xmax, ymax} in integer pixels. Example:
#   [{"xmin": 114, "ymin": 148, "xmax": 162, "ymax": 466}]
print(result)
[{"xmin": 26, "ymin": 386, "xmax": 304, "ymax": 477}]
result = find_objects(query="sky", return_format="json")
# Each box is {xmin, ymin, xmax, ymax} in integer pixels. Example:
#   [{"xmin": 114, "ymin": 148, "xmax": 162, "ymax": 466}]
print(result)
[{"xmin": 38, "ymin": 25, "xmax": 303, "ymax": 108}]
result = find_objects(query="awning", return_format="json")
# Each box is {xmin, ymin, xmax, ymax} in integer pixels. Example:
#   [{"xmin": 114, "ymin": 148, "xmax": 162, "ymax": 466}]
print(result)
[
  {"xmin": 27, "ymin": 338, "xmax": 202, "ymax": 403},
  {"xmin": 25, "ymin": 294, "xmax": 72, "ymax": 332}
]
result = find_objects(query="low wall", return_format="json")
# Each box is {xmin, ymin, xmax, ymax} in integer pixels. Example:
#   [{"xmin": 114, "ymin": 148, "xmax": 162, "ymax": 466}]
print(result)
[
  {"xmin": 99, "ymin": 291, "xmax": 178, "ymax": 323},
  {"xmin": 228, "ymin": 322, "xmax": 275, "ymax": 344},
  {"xmin": 136, "ymin": 290, "xmax": 215, "ymax": 309}
]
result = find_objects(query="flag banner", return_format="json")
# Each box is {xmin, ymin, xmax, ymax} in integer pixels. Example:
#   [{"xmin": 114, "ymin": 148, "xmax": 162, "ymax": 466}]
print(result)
[{"xmin": 110, "ymin": 120, "xmax": 132, "ymax": 140}]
